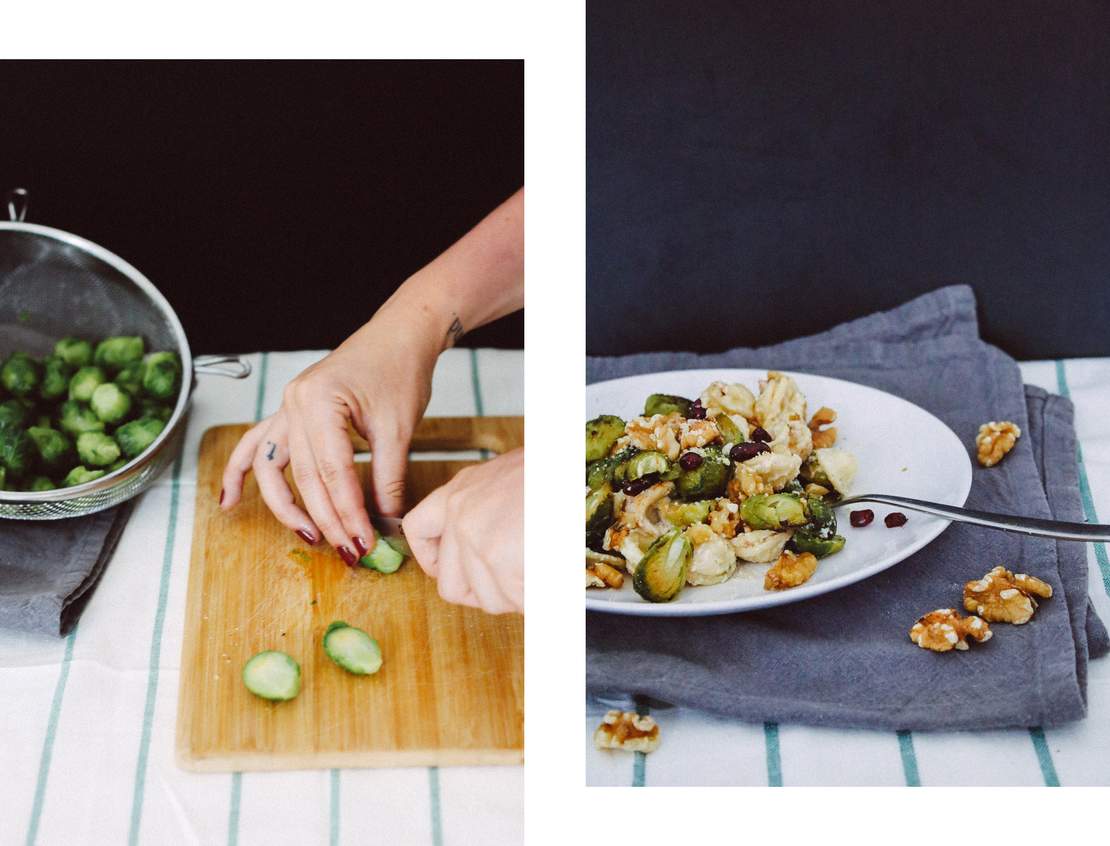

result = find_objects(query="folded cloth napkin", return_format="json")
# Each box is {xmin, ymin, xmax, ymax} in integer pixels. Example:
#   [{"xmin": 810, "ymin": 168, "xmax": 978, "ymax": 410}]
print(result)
[
  {"xmin": 0, "ymin": 502, "xmax": 133, "ymax": 636},
  {"xmin": 587, "ymin": 285, "xmax": 1109, "ymax": 730}
]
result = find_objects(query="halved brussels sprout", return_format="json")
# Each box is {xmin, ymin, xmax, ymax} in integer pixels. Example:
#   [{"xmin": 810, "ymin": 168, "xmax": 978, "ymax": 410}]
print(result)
[
  {"xmin": 792, "ymin": 530, "xmax": 846, "ymax": 558},
  {"xmin": 632, "ymin": 529, "xmax": 692, "ymax": 602},
  {"xmin": 659, "ymin": 498, "xmax": 713, "ymax": 527},
  {"xmin": 586, "ymin": 483, "xmax": 614, "ymax": 548},
  {"xmin": 626, "ymin": 450, "xmax": 670, "ymax": 481},
  {"xmin": 676, "ymin": 448, "xmax": 730, "ymax": 501},
  {"xmin": 740, "ymin": 493, "xmax": 808, "ymax": 530},
  {"xmin": 804, "ymin": 495, "xmax": 837, "ymax": 538},
  {"xmin": 586, "ymin": 447, "xmax": 632, "ymax": 490},
  {"xmin": 643, "ymin": 393, "xmax": 692, "ymax": 417},
  {"xmin": 586, "ymin": 414, "xmax": 625, "ymax": 462},
  {"xmin": 714, "ymin": 413, "xmax": 746, "ymax": 444}
]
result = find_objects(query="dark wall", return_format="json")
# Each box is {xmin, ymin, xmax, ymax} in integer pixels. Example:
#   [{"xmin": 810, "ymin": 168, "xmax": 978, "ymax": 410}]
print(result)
[
  {"xmin": 588, "ymin": 1, "xmax": 1110, "ymax": 359},
  {"xmin": 0, "ymin": 60, "xmax": 523, "ymax": 353}
]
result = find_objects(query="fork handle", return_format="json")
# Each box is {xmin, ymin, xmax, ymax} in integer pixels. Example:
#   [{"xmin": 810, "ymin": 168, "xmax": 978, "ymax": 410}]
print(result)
[{"xmin": 836, "ymin": 494, "xmax": 1110, "ymax": 543}]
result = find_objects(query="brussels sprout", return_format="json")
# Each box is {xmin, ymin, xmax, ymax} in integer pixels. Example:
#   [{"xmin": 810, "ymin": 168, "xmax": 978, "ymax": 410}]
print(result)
[
  {"xmin": 643, "ymin": 393, "xmax": 691, "ymax": 417},
  {"xmin": 90, "ymin": 383, "xmax": 132, "ymax": 424},
  {"xmin": 586, "ymin": 447, "xmax": 631, "ymax": 490},
  {"xmin": 586, "ymin": 483, "xmax": 614, "ymax": 549},
  {"xmin": 1, "ymin": 352, "xmax": 41, "ymax": 397},
  {"xmin": 69, "ymin": 366, "xmax": 106, "ymax": 402},
  {"xmin": 107, "ymin": 458, "xmax": 129, "ymax": 472},
  {"xmin": 659, "ymin": 498, "xmax": 713, "ymax": 527},
  {"xmin": 586, "ymin": 414, "xmax": 625, "ymax": 462},
  {"xmin": 0, "ymin": 398, "xmax": 30, "ymax": 430},
  {"xmin": 54, "ymin": 337, "xmax": 93, "ymax": 367},
  {"xmin": 58, "ymin": 400, "xmax": 105, "ymax": 436},
  {"xmin": 714, "ymin": 413, "xmax": 745, "ymax": 444},
  {"xmin": 93, "ymin": 336, "xmax": 145, "ymax": 372},
  {"xmin": 792, "ymin": 531, "xmax": 846, "ymax": 558},
  {"xmin": 676, "ymin": 448, "xmax": 730, "ymax": 501},
  {"xmin": 76, "ymin": 432, "xmax": 121, "ymax": 467},
  {"xmin": 740, "ymin": 493, "xmax": 809, "ymax": 530},
  {"xmin": 115, "ymin": 363, "xmax": 143, "ymax": 397},
  {"xmin": 28, "ymin": 475, "xmax": 56, "ymax": 492},
  {"xmin": 39, "ymin": 356, "xmax": 73, "ymax": 401},
  {"xmin": 804, "ymin": 495, "xmax": 837, "ymax": 538},
  {"xmin": 138, "ymin": 399, "xmax": 174, "ymax": 423},
  {"xmin": 115, "ymin": 416, "xmax": 166, "ymax": 458},
  {"xmin": 626, "ymin": 450, "xmax": 671, "ymax": 481},
  {"xmin": 26, "ymin": 426, "xmax": 73, "ymax": 473},
  {"xmin": 633, "ymin": 529, "xmax": 692, "ymax": 602},
  {"xmin": 0, "ymin": 426, "xmax": 35, "ymax": 478},
  {"xmin": 62, "ymin": 465, "xmax": 106, "ymax": 487},
  {"xmin": 781, "ymin": 477, "xmax": 805, "ymax": 496},
  {"xmin": 141, "ymin": 351, "xmax": 182, "ymax": 399}
]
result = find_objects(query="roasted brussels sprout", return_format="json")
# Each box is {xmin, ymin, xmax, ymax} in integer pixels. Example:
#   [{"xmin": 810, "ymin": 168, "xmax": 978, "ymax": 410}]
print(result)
[
  {"xmin": 740, "ymin": 493, "xmax": 809, "ymax": 530},
  {"xmin": 76, "ymin": 432, "xmax": 121, "ymax": 467},
  {"xmin": 714, "ymin": 413, "xmax": 745, "ymax": 444},
  {"xmin": 115, "ymin": 363, "xmax": 143, "ymax": 397},
  {"xmin": 626, "ymin": 450, "xmax": 671, "ymax": 481},
  {"xmin": 140, "ymin": 351, "xmax": 182, "ymax": 399},
  {"xmin": 676, "ymin": 448, "xmax": 730, "ymax": 500},
  {"xmin": 0, "ymin": 426, "xmax": 36, "ymax": 478},
  {"xmin": 58, "ymin": 400, "xmax": 105, "ymax": 436},
  {"xmin": 62, "ymin": 465, "xmax": 106, "ymax": 487},
  {"xmin": 68, "ymin": 366, "xmax": 106, "ymax": 402},
  {"xmin": 804, "ymin": 495, "xmax": 837, "ymax": 538},
  {"xmin": 27, "ymin": 426, "xmax": 73, "ymax": 473},
  {"xmin": 659, "ymin": 498, "xmax": 713, "ymax": 527},
  {"xmin": 115, "ymin": 416, "xmax": 165, "ymax": 458},
  {"xmin": 54, "ymin": 337, "xmax": 93, "ymax": 367},
  {"xmin": 791, "ymin": 530, "xmax": 846, "ymax": 558},
  {"xmin": 587, "ymin": 447, "xmax": 633, "ymax": 490},
  {"xmin": 39, "ymin": 356, "xmax": 73, "ymax": 401},
  {"xmin": 28, "ymin": 475, "xmax": 56, "ymax": 492},
  {"xmin": 1, "ymin": 353, "xmax": 41, "ymax": 397},
  {"xmin": 90, "ymin": 383, "xmax": 132, "ymax": 424},
  {"xmin": 0, "ymin": 398, "xmax": 30, "ymax": 430},
  {"xmin": 586, "ymin": 483, "xmax": 614, "ymax": 549},
  {"xmin": 781, "ymin": 478, "xmax": 805, "ymax": 496},
  {"xmin": 643, "ymin": 393, "xmax": 691, "ymax": 417},
  {"xmin": 633, "ymin": 529, "xmax": 692, "ymax": 602},
  {"xmin": 586, "ymin": 415, "xmax": 626, "ymax": 462},
  {"xmin": 93, "ymin": 336, "xmax": 145, "ymax": 372}
]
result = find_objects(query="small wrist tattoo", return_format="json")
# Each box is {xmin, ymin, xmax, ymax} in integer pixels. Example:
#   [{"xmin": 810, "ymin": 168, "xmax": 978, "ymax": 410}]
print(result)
[
  {"xmin": 445, "ymin": 314, "xmax": 464, "ymax": 347},
  {"xmin": 265, "ymin": 441, "xmax": 277, "ymax": 461}
]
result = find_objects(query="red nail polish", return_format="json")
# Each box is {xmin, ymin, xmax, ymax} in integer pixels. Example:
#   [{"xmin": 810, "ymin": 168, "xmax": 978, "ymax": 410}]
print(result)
[
  {"xmin": 296, "ymin": 528, "xmax": 318, "ymax": 545},
  {"xmin": 354, "ymin": 536, "xmax": 370, "ymax": 556},
  {"xmin": 338, "ymin": 546, "xmax": 358, "ymax": 566},
  {"xmin": 219, "ymin": 488, "xmax": 225, "ymax": 506}
]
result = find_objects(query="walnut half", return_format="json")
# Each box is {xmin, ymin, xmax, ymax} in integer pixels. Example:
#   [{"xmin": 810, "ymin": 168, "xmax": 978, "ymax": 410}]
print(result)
[
  {"xmin": 910, "ymin": 608, "xmax": 992, "ymax": 652},
  {"xmin": 808, "ymin": 406, "xmax": 838, "ymax": 449},
  {"xmin": 763, "ymin": 550, "xmax": 818, "ymax": 591},
  {"xmin": 963, "ymin": 565, "xmax": 1052, "ymax": 624},
  {"xmin": 976, "ymin": 421, "xmax": 1020, "ymax": 467},
  {"xmin": 593, "ymin": 710, "xmax": 660, "ymax": 753}
]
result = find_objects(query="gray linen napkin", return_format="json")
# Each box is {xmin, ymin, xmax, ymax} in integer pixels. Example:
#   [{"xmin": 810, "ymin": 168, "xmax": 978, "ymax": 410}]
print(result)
[
  {"xmin": 0, "ymin": 502, "xmax": 133, "ymax": 636},
  {"xmin": 587, "ymin": 286, "xmax": 1108, "ymax": 730}
]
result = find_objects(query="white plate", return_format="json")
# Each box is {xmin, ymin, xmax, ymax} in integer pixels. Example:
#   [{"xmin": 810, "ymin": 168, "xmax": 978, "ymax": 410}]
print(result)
[{"xmin": 585, "ymin": 369, "xmax": 972, "ymax": 616}]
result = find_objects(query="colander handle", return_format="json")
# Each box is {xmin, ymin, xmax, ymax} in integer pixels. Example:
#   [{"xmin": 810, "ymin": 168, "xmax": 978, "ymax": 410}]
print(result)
[
  {"xmin": 194, "ymin": 355, "xmax": 252, "ymax": 379},
  {"xmin": 7, "ymin": 187, "xmax": 28, "ymax": 222}
]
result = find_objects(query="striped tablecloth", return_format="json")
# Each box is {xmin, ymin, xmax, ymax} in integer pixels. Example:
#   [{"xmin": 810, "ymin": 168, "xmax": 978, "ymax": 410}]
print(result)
[
  {"xmin": 1, "ymin": 348, "xmax": 523, "ymax": 845},
  {"xmin": 587, "ymin": 358, "xmax": 1110, "ymax": 786}
]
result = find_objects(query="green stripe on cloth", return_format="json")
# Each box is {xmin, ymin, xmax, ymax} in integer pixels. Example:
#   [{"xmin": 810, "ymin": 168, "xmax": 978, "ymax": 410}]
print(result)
[
  {"xmin": 25, "ymin": 626, "xmax": 79, "ymax": 846},
  {"xmin": 1029, "ymin": 727, "xmax": 1060, "ymax": 786},
  {"xmin": 330, "ymin": 770, "xmax": 341, "ymax": 845},
  {"xmin": 763, "ymin": 722, "xmax": 782, "ymax": 786},
  {"xmin": 469, "ymin": 348, "xmax": 490, "ymax": 460},
  {"xmin": 897, "ymin": 730, "xmax": 920, "ymax": 786},
  {"xmin": 127, "ymin": 448, "xmax": 186, "ymax": 845},
  {"xmin": 253, "ymin": 352, "xmax": 270, "ymax": 422},
  {"xmin": 428, "ymin": 767, "xmax": 443, "ymax": 846},
  {"xmin": 1055, "ymin": 360, "xmax": 1110, "ymax": 596}
]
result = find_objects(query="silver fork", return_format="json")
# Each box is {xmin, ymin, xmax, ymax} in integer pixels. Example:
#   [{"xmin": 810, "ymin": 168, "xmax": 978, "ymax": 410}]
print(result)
[{"xmin": 835, "ymin": 494, "xmax": 1110, "ymax": 543}]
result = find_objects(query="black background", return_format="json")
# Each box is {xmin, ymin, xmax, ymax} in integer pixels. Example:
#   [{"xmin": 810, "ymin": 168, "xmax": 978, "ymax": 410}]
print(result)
[
  {"xmin": 0, "ymin": 60, "xmax": 523, "ymax": 353},
  {"xmin": 588, "ymin": 0, "xmax": 1110, "ymax": 359}
]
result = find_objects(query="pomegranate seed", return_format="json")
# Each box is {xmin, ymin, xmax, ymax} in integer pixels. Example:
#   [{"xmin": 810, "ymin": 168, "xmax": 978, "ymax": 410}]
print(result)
[
  {"xmin": 730, "ymin": 441, "xmax": 770, "ymax": 462},
  {"xmin": 688, "ymin": 400, "xmax": 707, "ymax": 420},
  {"xmin": 884, "ymin": 512, "xmax": 908, "ymax": 528},
  {"xmin": 849, "ymin": 509, "xmax": 874, "ymax": 527},
  {"xmin": 750, "ymin": 426, "xmax": 772, "ymax": 443},
  {"xmin": 679, "ymin": 452, "xmax": 703, "ymax": 470}
]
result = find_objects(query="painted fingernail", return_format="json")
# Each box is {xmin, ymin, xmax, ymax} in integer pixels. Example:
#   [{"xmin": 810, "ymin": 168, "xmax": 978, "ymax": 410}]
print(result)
[
  {"xmin": 218, "ymin": 488, "xmax": 225, "ymax": 506},
  {"xmin": 337, "ymin": 546, "xmax": 358, "ymax": 566},
  {"xmin": 354, "ymin": 536, "xmax": 370, "ymax": 556},
  {"xmin": 295, "ymin": 528, "xmax": 318, "ymax": 545}
]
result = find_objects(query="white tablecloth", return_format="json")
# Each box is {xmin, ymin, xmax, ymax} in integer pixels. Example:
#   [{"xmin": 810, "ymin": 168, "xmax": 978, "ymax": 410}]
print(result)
[
  {"xmin": 1, "ymin": 348, "xmax": 523, "ymax": 845},
  {"xmin": 587, "ymin": 358, "xmax": 1110, "ymax": 786}
]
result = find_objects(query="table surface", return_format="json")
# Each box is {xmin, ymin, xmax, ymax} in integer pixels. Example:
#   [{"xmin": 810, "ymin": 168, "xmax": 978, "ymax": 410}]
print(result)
[
  {"xmin": 0, "ymin": 348, "xmax": 523, "ymax": 846},
  {"xmin": 587, "ymin": 358, "xmax": 1110, "ymax": 786}
]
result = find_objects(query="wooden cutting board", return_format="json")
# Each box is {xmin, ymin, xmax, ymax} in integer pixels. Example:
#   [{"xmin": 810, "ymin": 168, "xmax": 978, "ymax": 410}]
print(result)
[{"xmin": 176, "ymin": 417, "xmax": 524, "ymax": 772}]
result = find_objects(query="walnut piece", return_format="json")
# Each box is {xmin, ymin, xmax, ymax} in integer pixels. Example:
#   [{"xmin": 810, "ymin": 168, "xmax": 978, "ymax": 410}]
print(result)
[
  {"xmin": 620, "ymin": 413, "xmax": 721, "ymax": 460},
  {"xmin": 808, "ymin": 406, "xmax": 838, "ymax": 449},
  {"xmin": 976, "ymin": 421, "xmax": 1021, "ymax": 467},
  {"xmin": 593, "ymin": 710, "xmax": 660, "ymax": 753},
  {"xmin": 910, "ymin": 608, "xmax": 992, "ymax": 652},
  {"xmin": 763, "ymin": 550, "xmax": 818, "ymax": 590},
  {"xmin": 963, "ymin": 565, "xmax": 1052, "ymax": 624}
]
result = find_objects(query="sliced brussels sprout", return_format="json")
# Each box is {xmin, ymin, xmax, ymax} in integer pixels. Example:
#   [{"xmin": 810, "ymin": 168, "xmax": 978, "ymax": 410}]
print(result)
[
  {"xmin": 740, "ymin": 493, "xmax": 808, "ymax": 530},
  {"xmin": 676, "ymin": 448, "xmax": 730, "ymax": 501},
  {"xmin": 1, "ymin": 353, "xmax": 41, "ymax": 397},
  {"xmin": 643, "ymin": 393, "xmax": 692, "ymax": 417},
  {"xmin": 626, "ymin": 450, "xmax": 670, "ymax": 481},
  {"xmin": 586, "ymin": 483, "xmax": 614, "ymax": 548},
  {"xmin": 659, "ymin": 498, "xmax": 713, "ymax": 527},
  {"xmin": 586, "ymin": 414, "xmax": 625, "ymax": 462},
  {"xmin": 792, "ymin": 530, "xmax": 846, "ymax": 558},
  {"xmin": 632, "ymin": 529, "xmax": 692, "ymax": 602}
]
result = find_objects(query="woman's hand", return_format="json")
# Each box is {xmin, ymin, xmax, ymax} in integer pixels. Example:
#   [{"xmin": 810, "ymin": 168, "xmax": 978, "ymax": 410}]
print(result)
[{"xmin": 402, "ymin": 447, "xmax": 523, "ymax": 614}]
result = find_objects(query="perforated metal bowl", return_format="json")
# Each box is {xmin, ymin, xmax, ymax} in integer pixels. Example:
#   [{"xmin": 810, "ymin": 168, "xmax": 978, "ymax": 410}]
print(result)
[{"xmin": 0, "ymin": 188, "xmax": 250, "ymax": 519}]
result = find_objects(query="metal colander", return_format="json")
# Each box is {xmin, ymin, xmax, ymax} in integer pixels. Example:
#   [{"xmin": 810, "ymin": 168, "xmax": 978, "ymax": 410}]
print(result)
[{"xmin": 0, "ymin": 188, "xmax": 250, "ymax": 520}]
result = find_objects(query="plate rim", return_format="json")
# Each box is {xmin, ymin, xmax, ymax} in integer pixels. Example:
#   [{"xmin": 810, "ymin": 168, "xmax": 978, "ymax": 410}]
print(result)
[{"xmin": 584, "ymin": 367, "xmax": 973, "ymax": 617}]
